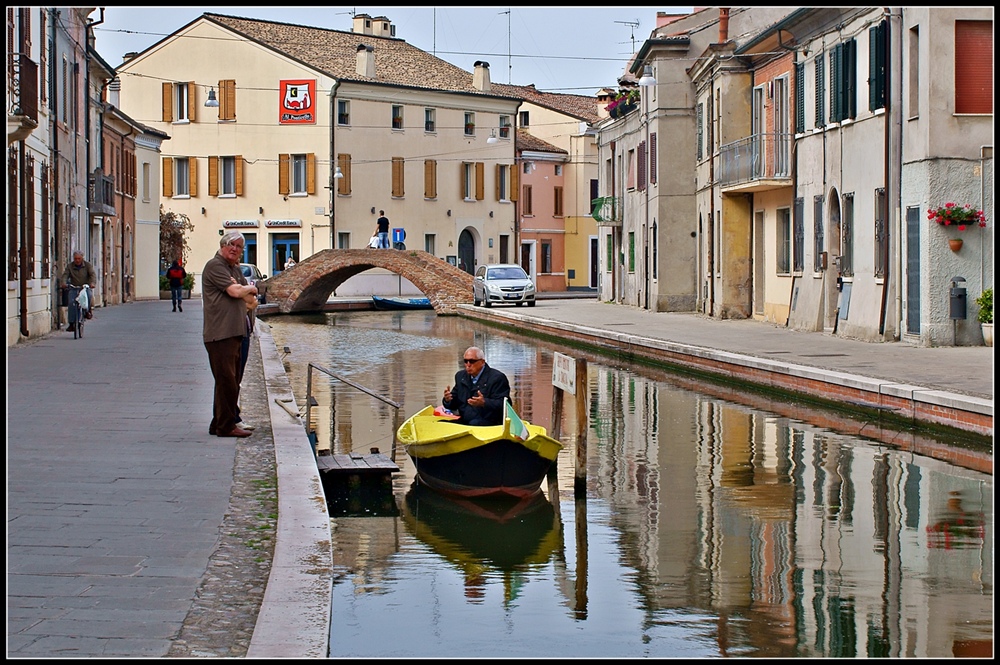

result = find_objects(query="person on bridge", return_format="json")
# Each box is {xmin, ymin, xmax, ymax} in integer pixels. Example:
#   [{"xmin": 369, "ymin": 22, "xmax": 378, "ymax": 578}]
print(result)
[
  {"xmin": 442, "ymin": 346, "xmax": 511, "ymax": 426},
  {"xmin": 375, "ymin": 210, "xmax": 390, "ymax": 249}
]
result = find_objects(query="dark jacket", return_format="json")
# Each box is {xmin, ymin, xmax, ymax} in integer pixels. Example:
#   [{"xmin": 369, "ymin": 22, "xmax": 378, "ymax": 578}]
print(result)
[
  {"xmin": 62, "ymin": 260, "xmax": 97, "ymax": 288},
  {"xmin": 443, "ymin": 362, "xmax": 511, "ymax": 426},
  {"xmin": 166, "ymin": 262, "xmax": 187, "ymax": 288}
]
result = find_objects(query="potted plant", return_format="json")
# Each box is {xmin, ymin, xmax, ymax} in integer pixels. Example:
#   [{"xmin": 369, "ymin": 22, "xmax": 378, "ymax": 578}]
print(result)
[
  {"xmin": 975, "ymin": 287, "xmax": 992, "ymax": 346},
  {"xmin": 928, "ymin": 203, "xmax": 987, "ymax": 251},
  {"xmin": 159, "ymin": 272, "xmax": 195, "ymax": 299}
]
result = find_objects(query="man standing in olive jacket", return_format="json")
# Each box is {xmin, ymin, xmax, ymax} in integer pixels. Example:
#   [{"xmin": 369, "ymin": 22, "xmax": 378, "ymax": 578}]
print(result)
[{"xmin": 442, "ymin": 346, "xmax": 511, "ymax": 426}]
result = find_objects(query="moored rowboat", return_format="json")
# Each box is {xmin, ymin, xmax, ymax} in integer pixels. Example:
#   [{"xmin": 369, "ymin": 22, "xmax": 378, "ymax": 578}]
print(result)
[
  {"xmin": 371, "ymin": 295, "xmax": 432, "ymax": 310},
  {"xmin": 397, "ymin": 399, "xmax": 562, "ymax": 499}
]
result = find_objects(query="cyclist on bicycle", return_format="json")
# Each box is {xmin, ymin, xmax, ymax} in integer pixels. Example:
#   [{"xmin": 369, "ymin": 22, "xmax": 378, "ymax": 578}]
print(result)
[{"xmin": 62, "ymin": 251, "xmax": 97, "ymax": 333}]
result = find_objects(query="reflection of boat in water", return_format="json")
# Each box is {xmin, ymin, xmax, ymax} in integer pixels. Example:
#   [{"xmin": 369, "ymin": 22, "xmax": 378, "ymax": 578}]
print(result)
[
  {"xmin": 371, "ymin": 295, "xmax": 432, "ymax": 310},
  {"xmin": 396, "ymin": 400, "xmax": 563, "ymax": 499},
  {"xmin": 402, "ymin": 483, "xmax": 561, "ymax": 574}
]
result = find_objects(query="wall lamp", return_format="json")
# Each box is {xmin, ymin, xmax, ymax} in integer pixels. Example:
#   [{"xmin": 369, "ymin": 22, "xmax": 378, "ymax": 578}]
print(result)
[
  {"xmin": 487, "ymin": 129, "xmax": 500, "ymax": 144},
  {"xmin": 371, "ymin": 206, "xmax": 377, "ymax": 214},
  {"xmin": 204, "ymin": 87, "xmax": 220, "ymax": 107},
  {"xmin": 638, "ymin": 65, "xmax": 657, "ymax": 87},
  {"xmin": 259, "ymin": 206, "xmax": 264, "ymax": 214},
  {"xmin": 201, "ymin": 207, "xmax": 206, "ymax": 215},
  {"xmin": 447, "ymin": 209, "xmax": 452, "ymax": 216}
]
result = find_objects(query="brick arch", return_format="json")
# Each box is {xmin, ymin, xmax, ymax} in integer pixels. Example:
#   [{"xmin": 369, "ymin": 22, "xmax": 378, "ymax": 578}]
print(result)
[{"xmin": 263, "ymin": 249, "xmax": 475, "ymax": 314}]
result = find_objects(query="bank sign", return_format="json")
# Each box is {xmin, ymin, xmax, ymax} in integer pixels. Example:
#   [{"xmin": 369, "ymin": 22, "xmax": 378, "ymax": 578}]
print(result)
[{"xmin": 279, "ymin": 80, "xmax": 316, "ymax": 124}]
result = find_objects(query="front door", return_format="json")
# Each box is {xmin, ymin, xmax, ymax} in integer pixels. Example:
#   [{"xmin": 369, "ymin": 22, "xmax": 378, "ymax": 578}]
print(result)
[
  {"xmin": 271, "ymin": 233, "xmax": 299, "ymax": 274},
  {"xmin": 458, "ymin": 229, "xmax": 475, "ymax": 274}
]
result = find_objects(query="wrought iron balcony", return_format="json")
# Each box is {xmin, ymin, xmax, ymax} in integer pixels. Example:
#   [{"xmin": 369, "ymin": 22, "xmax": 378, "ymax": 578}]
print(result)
[
  {"xmin": 591, "ymin": 196, "xmax": 622, "ymax": 226},
  {"xmin": 717, "ymin": 132, "xmax": 792, "ymax": 192},
  {"xmin": 7, "ymin": 53, "xmax": 38, "ymax": 141},
  {"xmin": 88, "ymin": 169, "xmax": 117, "ymax": 217}
]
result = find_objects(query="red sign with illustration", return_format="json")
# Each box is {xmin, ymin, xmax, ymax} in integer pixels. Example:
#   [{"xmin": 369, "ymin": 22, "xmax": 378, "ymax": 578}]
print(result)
[{"xmin": 279, "ymin": 80, "xmax": 317, "ymax": 124}]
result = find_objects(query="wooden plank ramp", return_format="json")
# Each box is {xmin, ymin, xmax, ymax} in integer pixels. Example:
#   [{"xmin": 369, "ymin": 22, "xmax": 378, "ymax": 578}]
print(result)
[{"xmin": 316, "ymin": 452, "xmax": 399, "ymax": 475}]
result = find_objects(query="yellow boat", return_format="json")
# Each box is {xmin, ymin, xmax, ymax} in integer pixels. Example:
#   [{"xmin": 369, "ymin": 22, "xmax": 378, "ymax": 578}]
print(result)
[{"xmin": 397, "ymin": 399, "xmax": 563, "ymax": 499}]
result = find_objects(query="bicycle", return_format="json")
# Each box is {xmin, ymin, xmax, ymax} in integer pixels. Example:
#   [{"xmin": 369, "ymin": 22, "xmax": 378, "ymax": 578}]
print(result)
[{"xmin": 65, "ymin": 285, "xmax": 92, "ymax": 339}]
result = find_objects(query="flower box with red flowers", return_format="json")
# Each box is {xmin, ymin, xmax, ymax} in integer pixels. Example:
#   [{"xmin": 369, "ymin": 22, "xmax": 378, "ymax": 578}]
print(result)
[{"xmin": 927, "ymin": 203, "xmax": 987, "ymax": 231}]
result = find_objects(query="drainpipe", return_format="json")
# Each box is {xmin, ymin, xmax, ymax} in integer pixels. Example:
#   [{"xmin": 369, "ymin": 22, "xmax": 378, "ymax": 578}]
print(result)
[
  {"xmin": 49, "ymin": 9, "xmax": 62, "ymax": 328},
  {"xmin": 707, "ymin": 71, "xmax": 715, "ymax": 317},
  {"xmin": 329, "ymin": 81, "xmax": 341, "ymax": 251},
  {"xmin": 877, "ymin": 12, "xmax": 892, "ymax": 337}
]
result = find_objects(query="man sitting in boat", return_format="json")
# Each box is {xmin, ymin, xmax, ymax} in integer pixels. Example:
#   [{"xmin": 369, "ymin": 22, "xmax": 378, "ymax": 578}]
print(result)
[{"xmin": 442, "ymin": 346, "xmax": 511, "ymax": 426}]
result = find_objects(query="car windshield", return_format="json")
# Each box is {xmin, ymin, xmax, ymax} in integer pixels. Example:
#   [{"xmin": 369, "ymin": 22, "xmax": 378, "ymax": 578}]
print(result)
[
  {"xmin": 241, "ymin": 266, "xmax": 253, "ymax": 278},
  {"xmin": 488, "ymin": 267, "xmax": 527, "ymax": 280}
]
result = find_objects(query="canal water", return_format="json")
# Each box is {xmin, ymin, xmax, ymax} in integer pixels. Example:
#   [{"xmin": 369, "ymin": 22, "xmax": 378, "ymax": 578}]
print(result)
[{"xmin": 265, "ymin": 310, "xmax": 993, "ymax": 659}]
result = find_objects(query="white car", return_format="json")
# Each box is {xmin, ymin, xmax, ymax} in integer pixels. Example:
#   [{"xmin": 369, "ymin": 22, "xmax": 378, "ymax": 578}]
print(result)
[
  {"xmin": 473, "ymin": 263, "xmax": 536, "ymax": 307},
  {"xmin": 240, "ymin": 263, "xmax": 268, "ymax": 303}
]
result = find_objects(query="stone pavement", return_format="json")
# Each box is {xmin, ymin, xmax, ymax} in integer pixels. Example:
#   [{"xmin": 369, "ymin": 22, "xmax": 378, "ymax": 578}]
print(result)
[{"xmin": 6, "ymin": 294, "xmax": 993, "ymax": 659}]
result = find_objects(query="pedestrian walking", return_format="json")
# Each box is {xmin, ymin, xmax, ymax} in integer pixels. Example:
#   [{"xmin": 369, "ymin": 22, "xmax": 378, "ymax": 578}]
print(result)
[
  {"xmin": 202, "ymin": 231, "xmax": 258, "ymax": 438},
  {"xmin": 61, "ymin": 251, "xmax": 97, "ymax": 332},
  {"xmin": 375, "ymin": 210, "xmax": 390, "ymax": 249},
  {"xmin": 166, "ymin": 258, "xmax": 187, "ymax": 312}
]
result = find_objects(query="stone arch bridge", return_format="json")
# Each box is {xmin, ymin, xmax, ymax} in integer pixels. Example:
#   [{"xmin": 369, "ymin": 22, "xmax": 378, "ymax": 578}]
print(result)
[{"xmin": 262, "ymin": 249, "xmax": 474, "ymax": 314}]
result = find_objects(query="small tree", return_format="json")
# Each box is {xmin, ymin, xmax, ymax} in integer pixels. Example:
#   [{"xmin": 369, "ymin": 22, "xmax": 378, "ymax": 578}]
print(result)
[{"xmin": 159, "ymin": 205, "xmax": 194, "ymax": 271}]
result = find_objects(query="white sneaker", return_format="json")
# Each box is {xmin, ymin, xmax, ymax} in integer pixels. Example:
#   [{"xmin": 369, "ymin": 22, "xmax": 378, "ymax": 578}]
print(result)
[{"xmin": 238, "ymin": 422, "xmax": 256, "ymax": 431}]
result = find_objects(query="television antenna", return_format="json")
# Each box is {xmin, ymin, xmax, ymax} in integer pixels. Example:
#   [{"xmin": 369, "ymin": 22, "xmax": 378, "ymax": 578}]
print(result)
[
  {"xmin": 500, "ymin": 8, "xmax": 511, "ymax": 83},
  {"xmin": 615, "ymin": 19, "xmax": 640, "ymax": 53}
]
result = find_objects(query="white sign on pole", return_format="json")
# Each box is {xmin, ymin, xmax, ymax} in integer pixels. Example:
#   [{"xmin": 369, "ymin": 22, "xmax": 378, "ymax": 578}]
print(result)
[{"xmin": 552, "ymin": 352, "xmax": 576, "ymax": 394}]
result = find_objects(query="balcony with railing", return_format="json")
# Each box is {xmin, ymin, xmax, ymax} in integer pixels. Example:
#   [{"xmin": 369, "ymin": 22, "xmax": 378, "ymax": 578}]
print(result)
[
  {"xmin": 717, "ymin": 132, "xmax": 792, "ymax": 193},
  {"xmin": 7, "ymin": 53, "xmax": 38, "ymax": 142},
  {"xmin": 88, "ymin": 169, "xmax": 117, "ymax": 217},
  {"xmin": 591, "ymin": 196, "xmax": 622, "ymax": 226}
]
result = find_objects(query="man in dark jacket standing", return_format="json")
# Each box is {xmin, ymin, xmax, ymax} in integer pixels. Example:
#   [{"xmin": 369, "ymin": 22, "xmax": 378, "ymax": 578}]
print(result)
[
  {"xmin": 166, "ymin": 258, "xmax": 187, "ymax": 312},
  {"xmin": 442, "ymin": 346, "xmax": 511, "ymax": 426}
]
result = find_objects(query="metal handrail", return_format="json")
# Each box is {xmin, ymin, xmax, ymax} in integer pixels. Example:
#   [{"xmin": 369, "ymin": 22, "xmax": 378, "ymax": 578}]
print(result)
[{"xmin": 305, "ymin": 362, "xmax": 403, "ymax": 461}]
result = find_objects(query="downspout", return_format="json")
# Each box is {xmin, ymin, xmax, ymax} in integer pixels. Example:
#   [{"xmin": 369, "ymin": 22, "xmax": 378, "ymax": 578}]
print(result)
[
  {"xmin": 877, "ymin": 10, "xmax": 892, "ymax": 337},
  {"xmin": 17, "ymin": 14, "xmax": 29, "ymax": 334},
  {"xmin": 50, "ymin": 9, "xmax": 62, "ymax": 327},
  {"xmin": 119, "ymin": 122, "xmax": 136, "ymax": 302},
  {"xmin": 329, "ymin": 80, "xmax": 341, "ymax": 251},
  {"xmin": 707, "ymin": 71, "xmax": 715, "ymax": 316}
]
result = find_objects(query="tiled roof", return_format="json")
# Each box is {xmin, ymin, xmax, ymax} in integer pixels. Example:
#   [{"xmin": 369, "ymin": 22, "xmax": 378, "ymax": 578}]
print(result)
[
  {"xmin": 514, "ymin": 129, "xmax": 567, "ymax": 155},
  {"xmin": 204, "ymin": 13, "xmax": 521, "ymax": 99},
  {"xmin": 495, "ymin": 83, "xmax": 602, "ymax": 124}
]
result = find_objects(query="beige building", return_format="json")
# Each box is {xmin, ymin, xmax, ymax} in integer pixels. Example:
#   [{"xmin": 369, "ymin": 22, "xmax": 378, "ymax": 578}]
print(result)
[{"xmin": 115, "ymin": 13, "xmax": 521, "ymax": 291}]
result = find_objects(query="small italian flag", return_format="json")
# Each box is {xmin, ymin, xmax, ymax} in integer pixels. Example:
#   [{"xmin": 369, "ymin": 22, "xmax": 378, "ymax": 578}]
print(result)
[{"xmin": 505, "ymin": 398, "xmax": 529, "ymax": 440}]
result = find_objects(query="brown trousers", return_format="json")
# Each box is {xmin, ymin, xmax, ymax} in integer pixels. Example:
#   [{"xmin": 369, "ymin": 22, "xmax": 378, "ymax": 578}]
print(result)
[{"xmin": 205, "ymin": 336, "xmax": 243, "ymax": 434}]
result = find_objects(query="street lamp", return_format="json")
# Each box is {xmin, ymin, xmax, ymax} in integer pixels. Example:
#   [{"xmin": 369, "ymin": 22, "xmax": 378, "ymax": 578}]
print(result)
[
  {"xmin": 487, "ymin": 129, "xmax": 500, "ymax": 144},
  {"xmin": 638, "ymin": 65, "xmax": 657, "ymax": 87},
  {"xmin": 204, "ymin": 87, "xmax": 220, "ymax": 107}
]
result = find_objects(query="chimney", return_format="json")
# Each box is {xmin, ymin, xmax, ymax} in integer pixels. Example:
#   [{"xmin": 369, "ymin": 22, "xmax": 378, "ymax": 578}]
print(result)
[
  {"xmin": 718, "ymin": 8, "xmax": 730, "ymax": 43},
  {"xmin": 353, "ymin": 13, "xmax": 373, "ymax": 35},
  {"xmin": 108, "ymin": 77, "xmax": 121, "ymax": 107},
  {"xmin": 473, "ymin": 61, "xmax": 491, "ymax": 93},
  {"xmin": 371, "ymin": 16, "xmax": 395, "ymax": 38},
  {"xmin": 356, "ymin": 44, "xmax": 375, "ymax": 78}
]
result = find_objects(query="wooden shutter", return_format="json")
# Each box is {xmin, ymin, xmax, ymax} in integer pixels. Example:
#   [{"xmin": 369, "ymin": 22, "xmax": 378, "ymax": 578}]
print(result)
[
  {"xmin": 955, "ymin": 20, "xmax": 993, "ymax": 113},
  {"xmin": 554, "ymin": 186, "xmax": 563, "ymax": 216},
  {"xmin": 337, "ymin": 153, "xmax": 351, "ymax": 195},
  {"xmin": 814, "ymin": 53, "xmax": 825, "ymax": 126},
  {"xmin": 637, "ymin": 140, "xmax": 646, "ymax": 191},
  {"xmin": 869, "ymin": 21, "xmax": 887, "ymax": 111},
  {"xmin": 509, "ymin": 162, "xmax": 518, "ymax": 202},
  {"xmin": 495, "ymin": 164, "xmax": 502, "ymax": 201},
  {"xmin": 475, "ymin": 162, "xmax": 484, "ymax": 201},
  {"xmin": 392, "ymin": 157, "xmax": 404, "ymax": 197},
  {"xmin": 162, "ymin": 157, "xmax": 173, "ymax": 198},
  {"xmin": 306, "ymin": 153, "xmax": 316, "ymax": 194},
  {"xmin": 220, "ymin": 79, "xmax": 236, "ymax": 121},
  {"xmin": 188, "ymin": 156, "xmax": 197, "ymax": 197},
  {"xmin": 424, "ymin": 159, "xmax": 437, "ymax": 198},
  {"xmin": 208, "ymin": 156, "xmax": 219, "ymax": 196},
  {"xmin": 235, "ymin": 156, "xmax": 243, "ymax": 196},
  {"xmin": 831, "ymin": 43, "xmax": 843, "ymax": 122},
  {"xmin": 161, "ymin": 82, "xmax": 173, "ymax": 122},
  {"xmin": 650, "ymin": 132, "xmax": 657, "ymax": 184},
  {"xmin": 460, "ymin": 163, "xmax": 467, "ymax": 197},
  {"xmin": 186, "ymin": 82, "xmax": 196, "ymax": 122},
  {"xmin": 278, "ymin": 154, "xmax": 290, "ymax": 195},
  {"xmin": 795, "ymin": 63, "xmax": 805, "ymax": 133}
]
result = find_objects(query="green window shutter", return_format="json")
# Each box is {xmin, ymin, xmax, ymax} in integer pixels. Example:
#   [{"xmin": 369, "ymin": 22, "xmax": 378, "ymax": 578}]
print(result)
[
  {"xmin": 869, "ymin": 21, "xmax": 887, "ymax": 111},
  {"xmin": 814, "ymin": 53, "xmax": 825, "ymax": 127},
  {"xmin": 795, "ymin": 63, "xmax": 805, "ymax": 133}
]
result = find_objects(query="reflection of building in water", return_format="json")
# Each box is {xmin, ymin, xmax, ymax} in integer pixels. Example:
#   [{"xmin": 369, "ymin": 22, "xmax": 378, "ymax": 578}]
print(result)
[{"xmin": 587, "ymin": 367, "xmax": 993, "ymax": 657}]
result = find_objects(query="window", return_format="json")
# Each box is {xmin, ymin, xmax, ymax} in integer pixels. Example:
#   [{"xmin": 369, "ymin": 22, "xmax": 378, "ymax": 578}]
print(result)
[
  {"xmin": 793, "ymin": 197, "xmax": 804, "ymax": 272},
  {"xmin": 522, "ymin": 184, "xmax": 533, "ymax": 215},
  {"xmin": 499, "ymin": 115, "xmax": 511, "ymax": 138},
  {"xmin": 773, "ymin": 77, "xmax": 790, "ymax": 175},
  {"xmin": 518, "ymin": 110, "xmax": 529, "ymax": 127},
  {"xmin": 955, "ymin": 20, "xmax": 993, "ymax": 113},
  {"xmin": 606, "ymin": 234, "xmax": 613, "ymax": 272},
  {"xmin": 841, "ymin": 193, "xmax": 854, "ymax": 276},
  {"xmin": 554, "ymin": 186, "xmax": 563, "ymax": 216},
  {"xmin": 907, "ymin": 26, "xmax": 919, "ymax": 118},
  {"xmin": 813, "ymin": 195, "xmax": 824, "ymax": 272},
  {"xmin": 391, "ymin": 105, "xmax": 403, "ymax": 130},
  {"xmin": 337, "ymin": 153, "xmax": 351, "ymax": 195},
  {"xmin": 278, "ymin": 153, "xmax": 315, "ymax": 195},
  {"xmin": 794, "ymin": 63, "xmax": 805, "ymax": 133},
  {"xmin": 424, "ymin": 108, "xmax": 435, "ymax": 132},
  {"xmin": 814, "ymin": 53, "xmax": 825, "ymax": 127},
  {"xmin": 626, "ymin": 149, "xmax": 636, "ymax": 189},
  {"xmin": 218, "ymin": 79, "xmax": 236, "ymax": 121},
  {"xmin": 628, "ymin": 232, "xmax": 635, "ymax": 272},
  {"xmin": 541, "ymin": 241, "xmax": 552, "ymax": 273},
  {"xmin": 142, "ymin": 162, "xmax": 150, "ymax": 202},
  {"xmin": 424, "ymin": 233, "xmax": 435, "ymax": 254},
  {"xmin": 874, "ymin": 187, "xmax": 887, "ymax": 278},
  {"xmin": 777, "ymin": 207, "xmax": 791, "ymax": 274},
  {"xmin": 523, "ymin": 162, "xmax": 532, "ymax": 175},
  {"xmin": 221, "ymin": 156, "xmax": 237, "ymax": 195},
  {"xmin": 162, "ymin": 81, "xmax": 195, "ymax": 123},
  {"xmin": 554, "ymin": 164, "xmax": 562, "ymax": 177},
  {"xmin": 869, "ymin": 20, "xmax": 887, "ymax": 111},
  {"xmin": 163, "ymin": 156, "xmax": 197, "ymax": 198},
  {"xmin": 424, "ymin": 159, "xmax": 437, "ymax": 199},
  {"xmin": 462, "ymin": 162, "xmax": 474, "ymax": 200},
  {"xmin": 391, "ymin": 156, "xmax": 404, "ymax": 197},
  {"xmin": 696, "ymin": 103, "xmax": 704, "ymax": 160},
  {"xmin": 464, "ymin": 112, "xmax": 475, "ymax": 136},
  {"xmin": 830, "ymin": 39, "xmax": 857, "ymax": 122},
  {"xmin": 495, "ymin": 164, "xmax": 512, "ymax": 202},
  {"xmin": 337, "ymin": 100, "xmax": 350, "ymax": 126}
]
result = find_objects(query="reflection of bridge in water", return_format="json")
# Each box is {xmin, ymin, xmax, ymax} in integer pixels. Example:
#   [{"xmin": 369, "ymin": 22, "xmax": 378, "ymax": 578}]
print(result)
[{"xmin": 263, "ymin": 249, "xmax": 474, "ymax": 315}]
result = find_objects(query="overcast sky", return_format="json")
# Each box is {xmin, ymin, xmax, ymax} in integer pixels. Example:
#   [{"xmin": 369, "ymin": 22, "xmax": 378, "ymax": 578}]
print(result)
[{"xmin": 91, "ymin": 6, "xmax": 693, "ymax": 96}]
